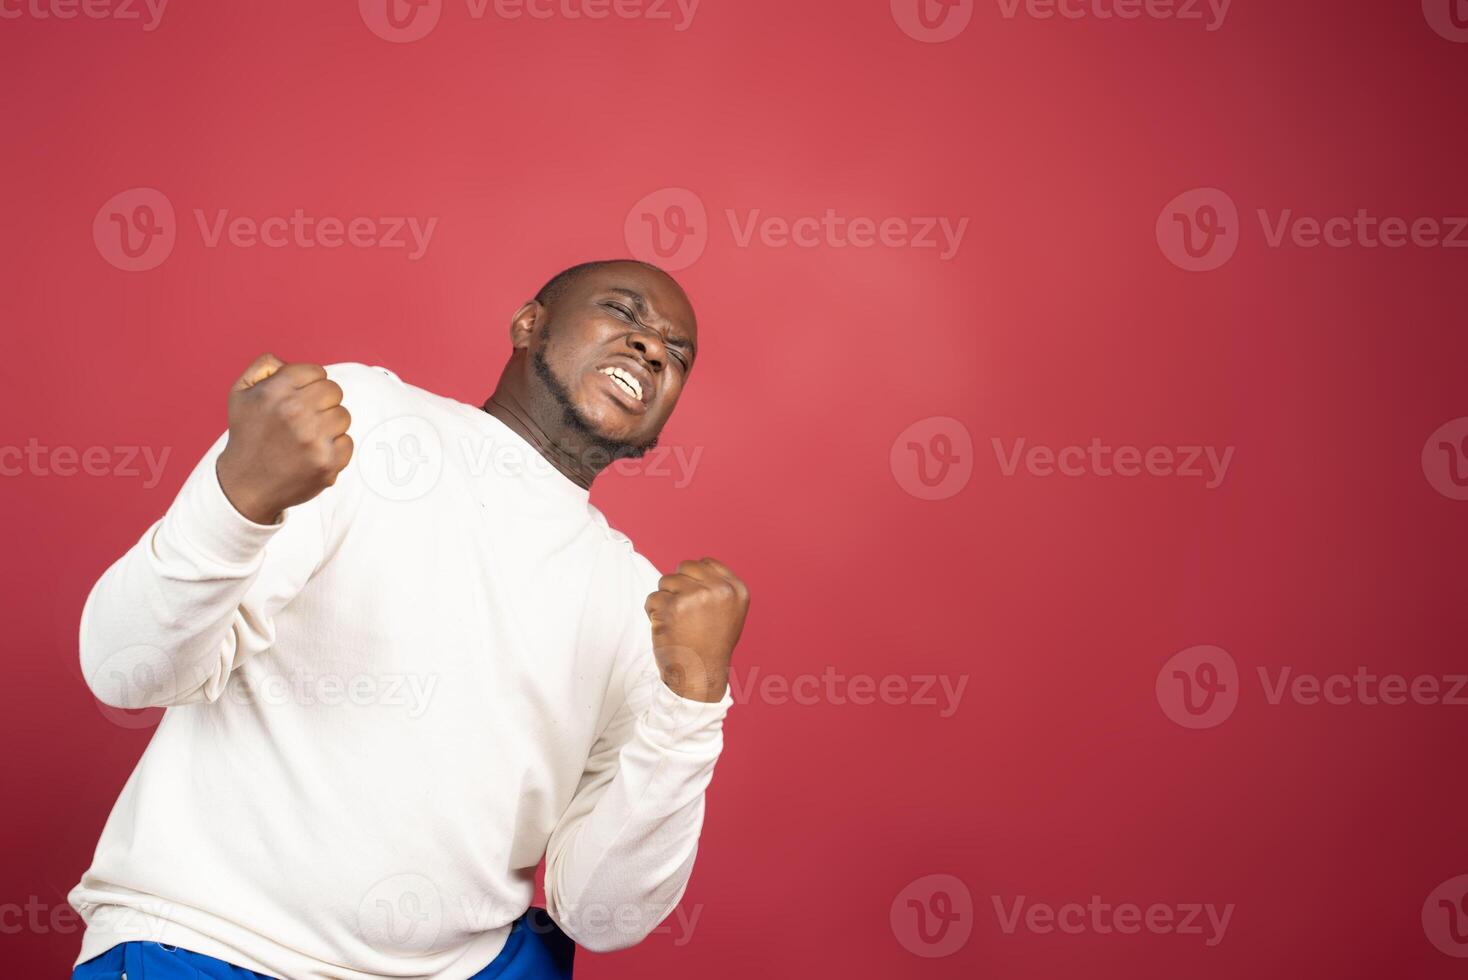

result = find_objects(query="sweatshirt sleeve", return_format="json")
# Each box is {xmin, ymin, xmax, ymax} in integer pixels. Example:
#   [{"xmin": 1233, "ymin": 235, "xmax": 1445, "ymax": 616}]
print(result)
[
  {"xmin": 78, "ymin": 364, "xmax": 373, "ymax": 709},
  {"xmin": 541, "ymin": 559, "xmax": 734, "ymax": 953}
]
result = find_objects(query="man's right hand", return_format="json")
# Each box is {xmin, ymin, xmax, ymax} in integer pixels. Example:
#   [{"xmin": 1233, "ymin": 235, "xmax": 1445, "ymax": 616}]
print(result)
[{"xmin": 215, "ymin": 354, "xmax": 354, "ymax": 525}]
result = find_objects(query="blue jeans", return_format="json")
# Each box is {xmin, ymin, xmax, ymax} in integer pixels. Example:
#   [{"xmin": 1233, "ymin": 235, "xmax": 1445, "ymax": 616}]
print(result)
[{"xmin": 73, "ymin": 907, "xmax": 574, "ymax": 979}]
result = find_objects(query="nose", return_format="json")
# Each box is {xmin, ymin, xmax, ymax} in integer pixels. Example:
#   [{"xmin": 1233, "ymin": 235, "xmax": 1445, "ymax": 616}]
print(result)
[{"xmin": 627, "ymin": 327, "xmax": 666, "ymax": 372}]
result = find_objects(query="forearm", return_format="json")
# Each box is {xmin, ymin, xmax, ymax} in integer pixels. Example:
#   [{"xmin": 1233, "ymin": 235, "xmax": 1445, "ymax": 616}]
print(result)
[
  {"xmin": 544, "ymin": 684, "xmax": 733, "ymax": 952},
  {"xmin": 79, "ymin": 437, "xmax": 298, "ymax": 707},
  {"xmin": 79, "ymin": 359, "xmax": 370, "ymax": 710}
]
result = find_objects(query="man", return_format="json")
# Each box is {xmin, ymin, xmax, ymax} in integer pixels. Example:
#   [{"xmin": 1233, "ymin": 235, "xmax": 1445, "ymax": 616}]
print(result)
[{"xmin": 68, "ymin": 259, "xmax": 749, "ymax": 979}]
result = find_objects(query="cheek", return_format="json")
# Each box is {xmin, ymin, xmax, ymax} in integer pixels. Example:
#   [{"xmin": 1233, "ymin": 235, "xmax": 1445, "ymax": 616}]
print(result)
[
  {"xmin": 543, "ymin": 339, "xmax": 595, "ymax": 394},
  {"xmin": 657, "ymin": 380, "xmax": 686, "ymax": 415}
]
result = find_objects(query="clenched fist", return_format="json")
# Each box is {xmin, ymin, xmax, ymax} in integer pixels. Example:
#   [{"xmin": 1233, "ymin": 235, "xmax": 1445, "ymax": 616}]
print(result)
[
  {"xmin": 644, "ymin": 558, "xmax": 750, "ymax": 703},
  {"xmin": 216, "ymin": 354, "xmax": 353, "ymax": 525}
]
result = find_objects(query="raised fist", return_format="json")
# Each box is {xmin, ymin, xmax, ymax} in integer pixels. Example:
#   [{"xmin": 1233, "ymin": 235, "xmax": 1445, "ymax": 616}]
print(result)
[
  {"xmin": 215, "ymin": 354, "xmax": 353, "ymax": 525},
  {"xmin": 644, "ymin": 558, "xmax": 750, "ymax": 703}
]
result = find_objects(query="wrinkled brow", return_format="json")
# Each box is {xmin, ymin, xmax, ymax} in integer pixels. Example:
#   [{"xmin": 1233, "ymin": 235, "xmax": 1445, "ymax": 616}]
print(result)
[{"xmin": 605, "ymin": 286, "xmax": 696, "ymax": 352}]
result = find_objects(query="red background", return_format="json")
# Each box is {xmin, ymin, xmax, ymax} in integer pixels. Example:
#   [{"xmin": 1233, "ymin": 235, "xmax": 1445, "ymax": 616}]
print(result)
[{"xmin": 3, "ymin": 1, "xmax": 1466, "ymax": 976}]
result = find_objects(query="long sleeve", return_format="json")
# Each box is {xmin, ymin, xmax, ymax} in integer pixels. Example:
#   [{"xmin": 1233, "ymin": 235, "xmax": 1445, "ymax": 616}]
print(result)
[
  {"xmin": 69, "ymin": 363, "xmax": 742, "ymax": 976},
  {"xmin": 541, "ymin": 607, "xmax": 734, "ymax": 953},
  {"xmin": 79, "ymin": 431, "xmax": 337, "ymax": 710}
]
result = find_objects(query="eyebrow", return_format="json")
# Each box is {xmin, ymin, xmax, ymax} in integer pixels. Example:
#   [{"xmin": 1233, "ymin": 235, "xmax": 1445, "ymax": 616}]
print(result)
[{"xmin": 605, "ymin": 286, "xmax": 697, "ymax": 355}]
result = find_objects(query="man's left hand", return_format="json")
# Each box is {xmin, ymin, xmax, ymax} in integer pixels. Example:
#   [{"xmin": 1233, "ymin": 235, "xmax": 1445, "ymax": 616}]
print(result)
[{"xmin": 644, "ymin": 558, "xmax": 750, "ymax": 703}]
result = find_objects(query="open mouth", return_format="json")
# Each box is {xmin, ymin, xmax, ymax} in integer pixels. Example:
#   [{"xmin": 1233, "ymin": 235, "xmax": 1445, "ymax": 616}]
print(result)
[{"xmin": 598, "ymin": 363, "xmax": 645, "ymax": 404}]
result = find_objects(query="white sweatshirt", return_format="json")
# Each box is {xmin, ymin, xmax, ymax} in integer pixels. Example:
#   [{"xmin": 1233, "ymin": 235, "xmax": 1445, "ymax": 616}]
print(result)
[{"xmin": 67, "ymin": 363, "xmax": 733, "ymax": 980}]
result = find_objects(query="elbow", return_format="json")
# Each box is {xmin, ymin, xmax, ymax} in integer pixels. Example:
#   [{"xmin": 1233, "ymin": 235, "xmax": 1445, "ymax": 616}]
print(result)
[
  {"xmin": 79, "ymin": 594, "xmax": 178, "ymax": 709},
  {"xmin": 545, "ymin": 878, "xmax": 688, "ymax": 953},
  {"xmin": 81, "ymin": 643, "xmax": 169, "ymax": 709},
  {"xmin": 545, "ymin": 886, "xmax": 661, "ymax": 953},
  {"xmin": 575, "ymin": 935, "xmax": 642, "ymax": 955},
  {"xmin": 544, "ymin": 843, "xmax": 701, "ymax": 953},
  {"xmin": 553, "ymin": 911, "xmax": 653, "ymax": 954}
]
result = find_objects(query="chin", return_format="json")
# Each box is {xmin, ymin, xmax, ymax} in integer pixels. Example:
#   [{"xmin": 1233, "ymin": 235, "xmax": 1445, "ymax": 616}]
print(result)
[{"xmin": 569, "ymin": 403, "xmax": 654, "ymax": 456}]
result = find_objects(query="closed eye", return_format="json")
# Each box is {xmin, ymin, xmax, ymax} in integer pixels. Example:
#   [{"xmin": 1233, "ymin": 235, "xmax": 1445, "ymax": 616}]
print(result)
[{"xmin": 605, "ymin": 302, "xmax": 691, "ymax": 370}]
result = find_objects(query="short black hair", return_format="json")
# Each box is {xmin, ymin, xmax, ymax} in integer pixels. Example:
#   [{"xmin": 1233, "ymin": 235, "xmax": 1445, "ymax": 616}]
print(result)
[{"xmin": 533, "ymin": 259, "xmax": 667, "ymax": 308}]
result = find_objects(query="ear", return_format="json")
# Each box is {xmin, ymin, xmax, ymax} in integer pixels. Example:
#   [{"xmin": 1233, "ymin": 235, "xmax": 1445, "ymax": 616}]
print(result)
[{"xmin": 508, "ymin": 301, "xmax": 544, "ymax": 350}]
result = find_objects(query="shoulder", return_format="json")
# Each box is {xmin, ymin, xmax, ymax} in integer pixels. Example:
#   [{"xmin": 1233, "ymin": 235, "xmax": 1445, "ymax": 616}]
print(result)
[
  {"xmin": 589, "ymin": 506, "xmax": 665, "ymax": 601},
  {"xmin": 323, "ymin": 362, "xmax": 408, "ymax": 408},
  {"xmin": 322, "ymin": 362, "xmax": 463, "ymax": 436},
  {"xmin": 598, "ymin": 526, "xmax": 663, "ymax": 672}
]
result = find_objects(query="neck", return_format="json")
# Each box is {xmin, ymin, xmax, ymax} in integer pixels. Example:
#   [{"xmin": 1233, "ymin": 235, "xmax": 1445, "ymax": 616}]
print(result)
[{"xmin": 481, "ymin": 390, "xmax": 599, "ymax": 490}]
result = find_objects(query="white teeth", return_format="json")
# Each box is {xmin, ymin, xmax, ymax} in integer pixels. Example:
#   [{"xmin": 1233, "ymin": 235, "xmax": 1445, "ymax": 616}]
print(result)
[{"xmin": 599, "ymin": 366, "xmax": 642, "ymax": 401}]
